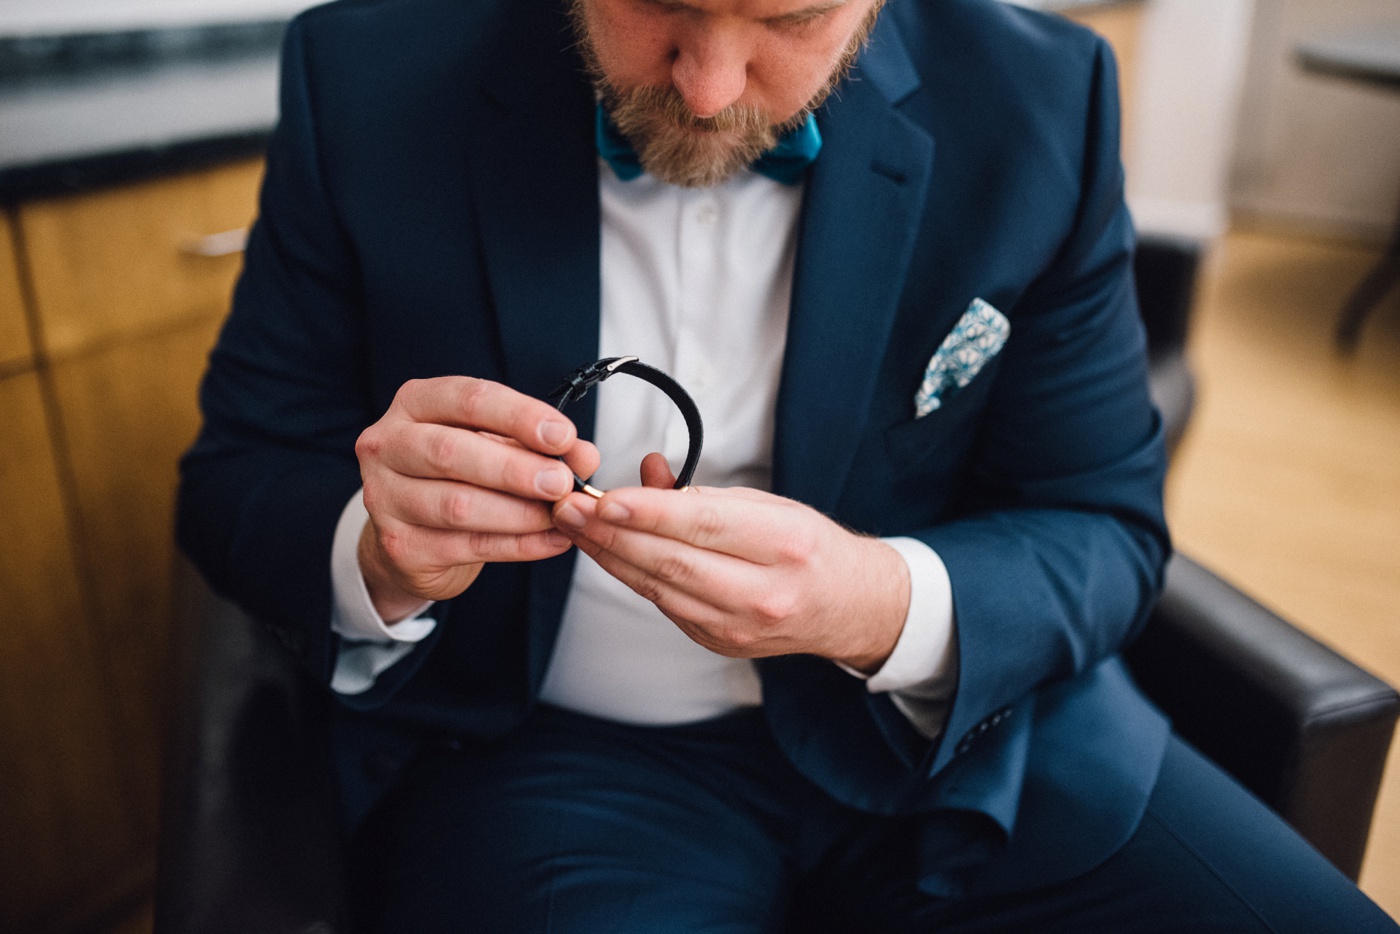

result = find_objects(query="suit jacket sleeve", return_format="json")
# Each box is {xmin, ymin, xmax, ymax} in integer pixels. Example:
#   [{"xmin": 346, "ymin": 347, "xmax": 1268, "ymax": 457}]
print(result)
[
  {"xmin": 177, "ymin": 15, "xmax": 401, "ymax": 683},
  {"xmin": 914, "ymin": 37, "xmax": 1169, "ymax": 776}
]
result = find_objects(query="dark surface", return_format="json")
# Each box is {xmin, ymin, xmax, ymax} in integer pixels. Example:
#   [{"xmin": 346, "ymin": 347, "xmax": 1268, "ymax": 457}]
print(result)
[{"xmin": 0, "ymin": 21, "xmax": 282, "ymax": 202}]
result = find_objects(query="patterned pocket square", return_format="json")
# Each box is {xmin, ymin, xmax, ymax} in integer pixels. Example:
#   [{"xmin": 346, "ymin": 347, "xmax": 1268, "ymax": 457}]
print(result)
[{"xmin": 913, "ymin": 298, "xmax": 1010, "ymax": 418}]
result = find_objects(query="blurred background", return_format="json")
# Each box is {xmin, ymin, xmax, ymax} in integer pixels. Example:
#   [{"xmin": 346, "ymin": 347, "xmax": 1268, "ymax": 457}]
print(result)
[{"xmin": 0, "ymin": 0, "xmax": 1396, "ymax": 931}]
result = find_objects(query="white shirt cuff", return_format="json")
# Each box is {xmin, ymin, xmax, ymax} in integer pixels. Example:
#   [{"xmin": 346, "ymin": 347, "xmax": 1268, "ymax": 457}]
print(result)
[
  {"xmin": 330, "ymin": 488, "xmax": 437, "ymax": 643},
  {"xmin": 329, "ymin": 489, "xmax": 438, "ymax": 694},
  {"xmin": 330, "ymin": 641, "xmax": 419, "ymax": 696},
  {"xmin": 836, "ymin": 537, "xmax": 959, "ymax": 740}
]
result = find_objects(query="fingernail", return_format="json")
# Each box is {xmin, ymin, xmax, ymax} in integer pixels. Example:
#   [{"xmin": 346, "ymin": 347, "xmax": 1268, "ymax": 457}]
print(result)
[
  {"xmin": 545, "ymin": 530, "xmax": 571, "ymax": 548},
  {"xmin": 539, "ymin": 420, "xmax": 571, "ymax": 449},
  {"xmin": 536, "ymin": 468, "xmax": 573, "ymax": 498},
  {"xmin": 599, "ymin": 501, "xmax": 630, "ymax": 523},
  {"xmin": 555, "ymin": 502, "xmax": 586, "ymax": 529}
]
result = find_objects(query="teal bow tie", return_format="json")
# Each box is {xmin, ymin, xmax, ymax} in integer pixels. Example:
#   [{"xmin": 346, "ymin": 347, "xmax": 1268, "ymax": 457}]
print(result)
[{"xmin": 595, "ymin": 105, "xmax": 822, "ymax": 186}]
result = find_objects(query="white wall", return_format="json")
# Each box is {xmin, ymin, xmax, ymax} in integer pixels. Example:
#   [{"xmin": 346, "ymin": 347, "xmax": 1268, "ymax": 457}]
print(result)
[
  {"xmin": 0, "ymin": 0, "xmax": 314, "ymax": 35},
  {"xmin": 1124, "ymin": 0, "xmax": 1258, "ymax": 240},
  {"xmin": 1230, "ymin": 0, "xmax": 1400, "ymax": 240}
]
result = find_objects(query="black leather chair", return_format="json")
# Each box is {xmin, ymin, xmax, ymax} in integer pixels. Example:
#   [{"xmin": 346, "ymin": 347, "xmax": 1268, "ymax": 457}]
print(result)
[
  {"xmin": 154, "ymin": 235, "xmax": 1400, "ymax": 934},
  {"xmin": 1135, "ymin": 232, "xmax": 1200, "ymax": 457}
]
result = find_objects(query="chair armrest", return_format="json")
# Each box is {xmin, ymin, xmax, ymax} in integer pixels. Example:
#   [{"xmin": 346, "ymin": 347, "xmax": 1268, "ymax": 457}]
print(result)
[
  {"xmin": 1126, "ymin": 553, "xmax": 1400, "ymax": 880},
  {"xmin": 1135, "ymin": 233, "xmax": 1202, "ymax": 358},
  {"xmin": 155, "ymin": 558, "xmax": 349, "ymax": 934},
  {"xmin": 1136, "ymin": 233, "xmax": 1203, "ymax": 459},
  {"xmin": 1148, "ymin": 352, "xmax": 1195, "ymax": 459}
]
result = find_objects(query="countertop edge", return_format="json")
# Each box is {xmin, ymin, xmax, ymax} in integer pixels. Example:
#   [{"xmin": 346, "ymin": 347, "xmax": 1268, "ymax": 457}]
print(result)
[{"xmin": 0, "ymin": 129, "xmax": 269, "ymax": 204}]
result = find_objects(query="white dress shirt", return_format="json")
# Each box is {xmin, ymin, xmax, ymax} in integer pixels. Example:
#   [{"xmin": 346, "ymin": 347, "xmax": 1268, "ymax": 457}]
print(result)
[{"xmin": 330, "ymin": 161, "xmax": 959, "ymax": 738}]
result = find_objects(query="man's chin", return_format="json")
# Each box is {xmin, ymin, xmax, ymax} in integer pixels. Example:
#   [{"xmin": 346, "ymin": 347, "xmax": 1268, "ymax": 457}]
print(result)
[
  {"xmin": 637, "ymin": 146, "xmax": 753, "ymax": 189},
  {"xmin": 636, "ymin": 158, "xmax": 739, "ymax": 189},
  {"xmin": 633, "ymin": 125, "xmax": 776, "ymax": 188}
]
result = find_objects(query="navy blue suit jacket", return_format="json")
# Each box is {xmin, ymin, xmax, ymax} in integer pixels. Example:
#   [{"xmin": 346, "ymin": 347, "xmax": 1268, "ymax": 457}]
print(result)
[{"xmin": 178, "ymin": 0, "xmax": 1172, "ymax": 897}]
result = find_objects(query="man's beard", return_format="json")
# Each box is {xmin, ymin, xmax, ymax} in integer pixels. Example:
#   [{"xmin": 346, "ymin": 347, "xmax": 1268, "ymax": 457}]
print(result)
[{"xmin": 571, "ymin": 1, "xmax": 884, "ymax": 188}]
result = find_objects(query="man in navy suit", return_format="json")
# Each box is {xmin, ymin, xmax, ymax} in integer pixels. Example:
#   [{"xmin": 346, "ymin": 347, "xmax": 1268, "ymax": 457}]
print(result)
[{"xmin": 178, "ymin": 0, "xmax": 1396, "ymax": 929}]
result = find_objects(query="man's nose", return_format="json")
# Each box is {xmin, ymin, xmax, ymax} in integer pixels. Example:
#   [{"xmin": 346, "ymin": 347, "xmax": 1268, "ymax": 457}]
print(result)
[{"xmin": 670, "ymin": 29, "xmax": 749, "ymax": 118}]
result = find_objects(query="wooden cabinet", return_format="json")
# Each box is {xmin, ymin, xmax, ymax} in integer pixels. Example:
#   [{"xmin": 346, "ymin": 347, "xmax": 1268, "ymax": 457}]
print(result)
[
  {"xmin": 0, "ymin": 370, "xmax": 142, "ymax": 934},
  {"xmin": 1, "ymin": 216, "xmax": 143, "ymax": 929},
  {"xmin": 48, "ymin": 318, "xmax": 226, "ymax": 821},
  {"xmin": 21, "ymin": 162, "xmax": 261, "ymax": 358},
  {"xmin": 0, "ymin": 216, "xmax": 30, "ymax": 372},
  {"xmin": 0, "ymin": 158, "xmax": 262, "ymax": 933}
]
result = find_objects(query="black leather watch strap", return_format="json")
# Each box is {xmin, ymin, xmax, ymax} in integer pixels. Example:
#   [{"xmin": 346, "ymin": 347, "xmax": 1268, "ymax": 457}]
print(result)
[{"xmin": 550, "ymin": 356, "xmax": 704, "ymax": 497}]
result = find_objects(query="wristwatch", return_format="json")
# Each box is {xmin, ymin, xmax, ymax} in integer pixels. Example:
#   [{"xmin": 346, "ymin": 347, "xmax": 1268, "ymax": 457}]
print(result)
[{"xmin": 550, "ymin": 356, "xmax": 704, "ymax": 498}]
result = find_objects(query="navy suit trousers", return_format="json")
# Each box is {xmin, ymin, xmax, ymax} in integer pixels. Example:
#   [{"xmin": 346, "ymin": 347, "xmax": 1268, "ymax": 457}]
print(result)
[{"xmin": 349, "ymin": 705, "xmax": 1394, "ymax": 933}]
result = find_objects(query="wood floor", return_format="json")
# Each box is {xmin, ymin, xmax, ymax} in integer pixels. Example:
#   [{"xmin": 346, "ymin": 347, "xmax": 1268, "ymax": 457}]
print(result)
[{"xmin": 1167, "ymin": 225, "xmax": 1400, "ymax": 917}]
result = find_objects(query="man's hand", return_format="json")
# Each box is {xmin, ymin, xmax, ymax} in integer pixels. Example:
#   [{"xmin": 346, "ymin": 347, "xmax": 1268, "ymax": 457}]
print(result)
[
  {"xmin": 552, "ymin": 454, "xmax": 910, "ymax": 672},
  {"xmin": 355, "ymin": 376, "xmax": 599, "ymax": 621}
]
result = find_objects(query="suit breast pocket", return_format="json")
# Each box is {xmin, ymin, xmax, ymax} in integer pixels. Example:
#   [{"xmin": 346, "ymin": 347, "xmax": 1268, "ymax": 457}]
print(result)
[{"xmin": 882, "ymin": 368, "xmax": 997, "ymax": 475}]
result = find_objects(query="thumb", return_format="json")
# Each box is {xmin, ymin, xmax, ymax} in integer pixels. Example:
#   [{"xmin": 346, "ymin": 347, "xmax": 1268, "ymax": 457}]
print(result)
[{"xmin": 639, "ymin": 451, "xmax": 678, "ymax": 488}]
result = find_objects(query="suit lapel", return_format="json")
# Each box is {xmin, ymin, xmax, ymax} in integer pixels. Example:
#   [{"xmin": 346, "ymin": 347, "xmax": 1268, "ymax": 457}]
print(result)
[
  {"xmin": 461, "ymin": 0, "xmax": 600, "ymax": 686},
  {"xmin": 465, "ymin": 0, "xmax": 603, "ymax": 415},
  {"xmin": 774, "ymin": 17, "xmax": 934, "ymax": 513}
]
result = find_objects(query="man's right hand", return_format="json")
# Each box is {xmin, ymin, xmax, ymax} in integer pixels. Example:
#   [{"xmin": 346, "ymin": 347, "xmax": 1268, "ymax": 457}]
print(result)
[{"xmin": 354, "ymin": 376, "xmax": 600, "ymax": 622}]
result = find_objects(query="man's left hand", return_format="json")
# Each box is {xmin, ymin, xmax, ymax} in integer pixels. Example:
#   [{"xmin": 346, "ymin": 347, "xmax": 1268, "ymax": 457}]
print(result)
[{"xmin": 551, "ymin": 454, "xmax": 910, "ymax": 673}]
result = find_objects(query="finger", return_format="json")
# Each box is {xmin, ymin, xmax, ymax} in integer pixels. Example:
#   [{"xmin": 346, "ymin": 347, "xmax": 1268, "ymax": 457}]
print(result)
[
  {"xmin": 695, "ymin": 485, "xmax": 772, "ymax": 502},
  {"xmin": 378, "ymin": 515, "xmax": 574, "ymax": 568},
  {"xmin": 368, "ymin": 422, "xmax": 578, "ymax": 500},
  {"xmin": 567, "ymin": 528, "xmax": 745, "ymax": 635},
  {"xmin": 568, "ymin": 532, "xmax": 790, "ymax": 660},
  {"xmin": 557, "ymin": 495, "xmax": 770, "ymax": 613},
  {"xmin": 393, "ymin": 376, "xmax": 580, "ymax": 455},
  {"xmin": 640, "ymin": 452, "xmax": 676, "ymax": 489},
  {"xmin": 368, "ymin": 476, "xmax": 559, "ymax": 534},
  {"xmin": 591, "ymin": 486, "xmax": 807, "ymax": 564},
  {"xmin": 563, "ymin": 438, "xmax": 601, "ymax": 483},
  {"xmin": 590, "ymin": 530, "xmax": 764, "ymax": 612},
  {"xmin": 477, "ymin": 433, "xmax": 601, "ymax": 492}
]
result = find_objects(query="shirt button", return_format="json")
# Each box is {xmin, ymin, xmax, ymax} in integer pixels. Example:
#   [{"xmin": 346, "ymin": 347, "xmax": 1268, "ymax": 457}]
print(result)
[{"xmin": 696, "ymin": 204, "xmax": 719, "ymax": 226}]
